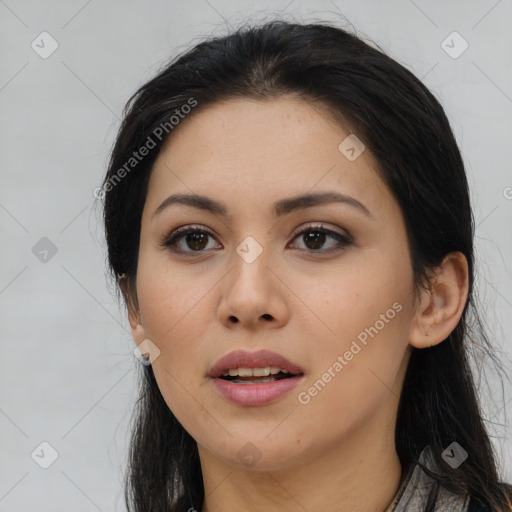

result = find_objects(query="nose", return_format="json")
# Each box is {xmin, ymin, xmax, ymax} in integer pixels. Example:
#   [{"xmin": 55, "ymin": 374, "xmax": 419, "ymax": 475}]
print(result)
[{"xmin": 216, "ymin": 243, "xmax": 291, "ymax": 330}]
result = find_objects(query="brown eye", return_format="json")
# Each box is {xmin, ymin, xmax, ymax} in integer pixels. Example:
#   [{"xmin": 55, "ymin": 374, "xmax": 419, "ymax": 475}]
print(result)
[
  {"xmin": 162, "ymin": 225, "xmax": 221, "ymax": 254},
  {"xmin": 302, "ymin": 230, "xmax": 327, "ymax": 250},
  {"xmin": 183, "ymin": 232, "xmax": 209, "ymax": 251},
  {"xmin": 289, "ymin": 225, "xmax": 352, "ymax": 253}
]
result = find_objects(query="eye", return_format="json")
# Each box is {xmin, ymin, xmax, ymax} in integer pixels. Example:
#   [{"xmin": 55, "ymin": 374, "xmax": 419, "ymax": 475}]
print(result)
[
  {"xmin": 288, "ymin": 223, "xmax": 352, "ymax": 254},
  {"xmin": 161, "ymin": 224, "xmax": 221, "ymax": 254},
  {"xmin": 161, "ymin": 223, "xmax": 352, "ymax": 255}
]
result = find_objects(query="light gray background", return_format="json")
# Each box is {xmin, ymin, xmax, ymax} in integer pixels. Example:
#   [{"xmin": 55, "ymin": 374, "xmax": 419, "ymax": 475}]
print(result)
[{"xmin": 1, "ymin": 1, "xmax": 511, "ymax": 510}]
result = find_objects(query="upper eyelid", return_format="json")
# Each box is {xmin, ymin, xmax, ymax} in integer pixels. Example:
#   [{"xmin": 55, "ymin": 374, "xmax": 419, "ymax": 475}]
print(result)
[
  {"xmin": 290, "ymin": 222, "xmax": 349, "ymax": 238},
  {"xmin": 163, "ymin": 222, "xmax": 351, "ymax": 247},
  {"xmin": 167, "ymin": 222, "xmax": 348, "ymax": 237}
]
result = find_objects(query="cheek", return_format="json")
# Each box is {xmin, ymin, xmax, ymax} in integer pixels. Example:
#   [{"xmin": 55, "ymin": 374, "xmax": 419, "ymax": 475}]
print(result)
[
  {"xmin": 291, "ymin": 245, "xmax": 412, "ymax": 401},
  {"xmin": 136, "ymin": 253, "xmax": 209, "ymax": 338},
  {"xmin": 293, "ymin": 245, "xmax": 411, "ymax": 347},
  {"xmin": 137, "ymin": 272, "xmax": 212, "ymax": 425},
  {"xmin": 135, "ymin": 263, "xmax": 212, "ymax": 394},
  {"xmin": 293, "ymin": 283, "xmax": 411, "ymax": 440}
]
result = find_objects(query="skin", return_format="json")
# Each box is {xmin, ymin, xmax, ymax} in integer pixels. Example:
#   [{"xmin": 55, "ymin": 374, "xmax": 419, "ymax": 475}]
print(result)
[{"xmin": 122, "ymin": 96, "xmax": 469, "ymax": 512}]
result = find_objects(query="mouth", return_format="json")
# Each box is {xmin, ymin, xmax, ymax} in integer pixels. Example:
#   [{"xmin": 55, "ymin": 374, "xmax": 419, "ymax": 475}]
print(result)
[
  {"xmin": 209, "ymin": 349, "xmax": 305, "ymax": 406},
  {"xmin": 209, "ymin": 348, "xmax": 305, "ymax": 381}
]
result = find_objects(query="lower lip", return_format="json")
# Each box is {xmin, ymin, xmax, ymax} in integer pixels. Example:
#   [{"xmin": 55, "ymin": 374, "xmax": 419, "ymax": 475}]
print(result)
[{"xmin": 212, "ymin": 375, "xmax": 305, "ymax": 406}]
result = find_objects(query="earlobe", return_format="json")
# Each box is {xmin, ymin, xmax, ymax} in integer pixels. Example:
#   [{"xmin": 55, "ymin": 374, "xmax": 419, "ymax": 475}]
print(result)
[
  {"xmin": 127, "ymin": 307, "xmax": 147, "ymax": 344},
  {"xmin": 127, "ymin": 307, "xmax": 142, "ymax": 331},
  {"xmin": 132, "ymin": 323, "xmax": 148, "ymax": 345},
  {"xmin": 409, "ymin": 252, "xmax": 469, "ymax": 350},
  {"xmin": 118, "ymin": 276, "xmax": 142, "ymax": 330}
]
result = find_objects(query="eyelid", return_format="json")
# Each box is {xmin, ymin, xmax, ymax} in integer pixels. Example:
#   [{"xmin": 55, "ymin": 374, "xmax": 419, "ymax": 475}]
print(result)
[{"xmin": 290, "ymin": 222, "xmax": 351, "ymax": 240}]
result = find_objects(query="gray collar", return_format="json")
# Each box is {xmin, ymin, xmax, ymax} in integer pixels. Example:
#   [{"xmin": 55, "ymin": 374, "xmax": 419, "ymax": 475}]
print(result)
[{"xmin": 392, "ymin": 446, "xmax": 469, "ymax": 512}]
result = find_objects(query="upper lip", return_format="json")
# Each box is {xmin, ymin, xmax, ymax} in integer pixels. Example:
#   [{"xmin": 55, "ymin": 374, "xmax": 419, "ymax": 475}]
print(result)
[{"xmin": 209, "ymin": 349, "xmax": 305, "ymax": 378}]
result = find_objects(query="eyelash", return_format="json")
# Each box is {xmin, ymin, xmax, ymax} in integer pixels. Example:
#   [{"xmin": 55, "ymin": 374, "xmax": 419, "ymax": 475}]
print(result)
[{"xmin": 160, "ymin": 223, "xmax": 352, "ymax": 256}]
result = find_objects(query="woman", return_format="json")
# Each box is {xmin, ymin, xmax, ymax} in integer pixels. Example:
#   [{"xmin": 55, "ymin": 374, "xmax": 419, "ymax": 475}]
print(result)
[{"xmin": 100, "ymin": 19, "xmax": 512, "ymax": 512}]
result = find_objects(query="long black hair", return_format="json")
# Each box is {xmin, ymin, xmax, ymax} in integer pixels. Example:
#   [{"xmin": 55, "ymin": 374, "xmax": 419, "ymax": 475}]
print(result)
[{"xmin": 100, "ymin": 19, "xmax": 512, "ymax": 512}]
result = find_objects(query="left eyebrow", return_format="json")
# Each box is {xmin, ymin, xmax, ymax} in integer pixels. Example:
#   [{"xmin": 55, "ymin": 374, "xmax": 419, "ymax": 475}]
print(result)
[
  {"xmin": 152, "ymin": 191, "xmax": 373, "ymax": 220},
  {"xmin": 273, "ymin": 191, "xmax": 373, "ymax": 218}
]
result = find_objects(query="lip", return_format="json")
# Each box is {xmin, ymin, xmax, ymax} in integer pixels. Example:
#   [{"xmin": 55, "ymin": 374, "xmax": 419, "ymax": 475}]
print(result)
[
  {"xmin": 208, "ymin": 349, "xmax": 305, "ymax": 407},
  {"xmin": 208, "ymin": 349, "xmax": 305, "ymax": 378},
  {"xmin": 212, "ymin": 374, "xmax": 305, "ymax": 406}
]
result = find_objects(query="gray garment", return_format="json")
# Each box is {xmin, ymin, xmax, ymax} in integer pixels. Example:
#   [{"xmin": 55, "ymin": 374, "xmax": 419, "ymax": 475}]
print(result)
[{"xmin": 391, "ymin": 446, "xmax": 469, "ymax": 512}]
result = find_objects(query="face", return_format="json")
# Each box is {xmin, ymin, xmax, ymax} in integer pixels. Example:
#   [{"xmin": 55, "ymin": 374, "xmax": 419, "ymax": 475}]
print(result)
[{"xmin": 130, "ymin": 96, "xmax": 419, "ymax": 472}]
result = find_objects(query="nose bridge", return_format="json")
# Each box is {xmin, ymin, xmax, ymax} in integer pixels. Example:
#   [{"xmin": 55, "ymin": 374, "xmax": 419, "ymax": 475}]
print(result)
[
  {"xmin": 229, "ymin": 233, "xmax": 271, "ymax": 296},
  {"xmin": 217, "ymin": 232, "xmax": 289, "ymax": 327}
]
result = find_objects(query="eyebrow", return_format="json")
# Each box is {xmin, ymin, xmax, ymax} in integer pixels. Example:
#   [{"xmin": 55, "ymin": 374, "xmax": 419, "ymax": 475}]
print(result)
[{"xmin": 152, "ymin": 191, "xmax": 372, "ymax": 219}]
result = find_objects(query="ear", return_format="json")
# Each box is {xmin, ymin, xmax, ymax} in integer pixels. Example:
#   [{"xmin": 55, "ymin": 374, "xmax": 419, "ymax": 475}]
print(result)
[
  {"xmin": 119, "ymin": 276, "xmax": 149, "ymax": 346},
  {"xmin": 409, "ymin": 251, "xmax": 469, "ymax": 349}
]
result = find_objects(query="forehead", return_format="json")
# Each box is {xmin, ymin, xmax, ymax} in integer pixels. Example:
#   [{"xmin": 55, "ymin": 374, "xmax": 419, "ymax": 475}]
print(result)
[
  {"xmin": 155, "ymin": 96, "xmax": 357, "ymax": 167},
  {"xmin": 145, "ymin": 96, "xmax": 393, "ymax": 220}
]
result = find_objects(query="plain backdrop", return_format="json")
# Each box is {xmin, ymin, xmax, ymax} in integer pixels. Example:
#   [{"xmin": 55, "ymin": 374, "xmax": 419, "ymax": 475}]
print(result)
[{"xmin": 1, "ymin": 1, "xmax": 511, "ymax": 510}]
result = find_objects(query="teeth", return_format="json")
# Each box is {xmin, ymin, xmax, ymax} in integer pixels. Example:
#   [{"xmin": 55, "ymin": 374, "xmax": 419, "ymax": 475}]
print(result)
[
  {"xmin": 251, "ymin": 367, "xmax": 270, "ymax": 377},
  {"xmin": 221, "ymin": 366, "xmax": 289, "ymax": 377},
  {"xmin": 231, "ymin": 377, "xmax": 277, "ymax": 384}
]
